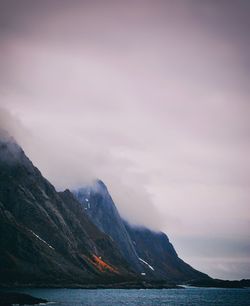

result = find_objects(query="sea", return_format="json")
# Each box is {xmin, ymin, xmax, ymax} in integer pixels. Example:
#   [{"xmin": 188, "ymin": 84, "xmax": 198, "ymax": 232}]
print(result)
[{"xmin": 5, "ymin": 287, "xmax": 250, "ymax": 306}]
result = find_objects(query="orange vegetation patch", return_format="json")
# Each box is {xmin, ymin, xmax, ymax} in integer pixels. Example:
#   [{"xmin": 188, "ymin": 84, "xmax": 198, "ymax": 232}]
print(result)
[
  {"xmin": 83, "ymin": 254, "xmax": 119, "ymax": 274},
  {"xmin": 92, "ymin": 255, "xmax": 119, "ymax": 274}
]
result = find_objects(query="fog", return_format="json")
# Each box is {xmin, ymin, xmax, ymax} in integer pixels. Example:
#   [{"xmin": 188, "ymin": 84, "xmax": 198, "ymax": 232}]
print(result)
[{"xmin": 0, "ymin": 0, "xmax": 250, "ymax": 279}]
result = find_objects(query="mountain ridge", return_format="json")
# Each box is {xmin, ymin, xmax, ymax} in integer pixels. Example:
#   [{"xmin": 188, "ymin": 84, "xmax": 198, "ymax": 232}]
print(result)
[{"xmin": 0, "ymin": 134, "xmax": 209, "ymax": 286}]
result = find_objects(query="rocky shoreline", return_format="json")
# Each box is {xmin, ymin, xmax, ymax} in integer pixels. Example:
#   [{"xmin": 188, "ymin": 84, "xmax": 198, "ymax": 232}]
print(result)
[{"xmin": 0, "ymin": 292, "xmax": 47, "ymax": 306}]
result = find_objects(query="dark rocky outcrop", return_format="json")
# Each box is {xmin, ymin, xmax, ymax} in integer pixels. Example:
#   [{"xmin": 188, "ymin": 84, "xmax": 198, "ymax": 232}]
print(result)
[{"xmin": 0, "ymin": 292, "xmax": 47, "ymax": 306}]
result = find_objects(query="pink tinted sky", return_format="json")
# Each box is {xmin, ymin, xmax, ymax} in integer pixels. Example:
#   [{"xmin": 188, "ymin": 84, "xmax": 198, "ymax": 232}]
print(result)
[{"xmin": 0, "ymin": 0, "xmax": 250, "ymax": 279}]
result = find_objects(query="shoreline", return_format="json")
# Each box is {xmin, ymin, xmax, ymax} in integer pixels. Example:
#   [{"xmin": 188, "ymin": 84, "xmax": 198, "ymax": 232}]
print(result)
[
  {"xmin": 1, "ymin": 278, "xmax": 249, "ymax": 290},
  {"xmin": 0, "ymin": 292, "xmax": 47, "ymax": 306},
  {"xmin": 0, "ymin": 282, "xmax": 183, "ymax": 290}
]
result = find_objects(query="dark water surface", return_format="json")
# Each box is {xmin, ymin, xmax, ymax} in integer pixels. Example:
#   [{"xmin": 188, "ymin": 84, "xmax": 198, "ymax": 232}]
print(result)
[{"xmin": 8, "ymin": 287, "xmax": 250, "ymax": 306}]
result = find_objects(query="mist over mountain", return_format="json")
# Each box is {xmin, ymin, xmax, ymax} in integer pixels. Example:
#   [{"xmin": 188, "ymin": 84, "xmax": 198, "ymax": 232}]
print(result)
[
  {"xmin": 0, "ymin": 133, "xmax": 209, "ymax": 286},
  {"xmin": 0, "ymin": 107, "xmax": 163, "ymax": 231}
]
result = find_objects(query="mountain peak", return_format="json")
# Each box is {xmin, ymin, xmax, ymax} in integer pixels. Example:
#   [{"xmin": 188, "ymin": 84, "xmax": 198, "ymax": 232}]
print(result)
[
  {"xmin": 95, "ymin": 179, "xmax": 107, "ymax": 188},
  {"xmin": 92, "ymin": 179, "xmax": 109, "ymax": 194}
]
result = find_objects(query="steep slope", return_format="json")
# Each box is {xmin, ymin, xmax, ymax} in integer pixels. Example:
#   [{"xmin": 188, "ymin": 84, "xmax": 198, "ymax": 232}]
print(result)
[
  {"xmin": 124, "ymin": 222, "xmax": 209, "ymax": 282},
  {"xmin": 72, "ymin": 181, "xmax": 143, "ymax": 273},
  {"xmin": 0, "ymin": 135, "xmax": 133, "ymax": 285},
  {"xmin": 73, "ymin": 182, "xmax": 209, "ymax": 282}
]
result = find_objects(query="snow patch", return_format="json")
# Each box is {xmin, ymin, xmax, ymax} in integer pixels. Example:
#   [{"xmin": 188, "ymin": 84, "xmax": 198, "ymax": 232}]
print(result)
[
  {"xmin": 29, "ymin": 230, "xmax": 54, "ymax": 250},
  {"xmin": 138, "ymin": 257, "xmax": 155, "ymax": 271}
]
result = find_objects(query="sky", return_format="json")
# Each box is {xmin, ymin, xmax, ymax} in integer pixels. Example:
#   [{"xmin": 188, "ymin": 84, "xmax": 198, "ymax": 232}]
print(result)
[{"xmin": 0, "ymin": 0, "xmax": 250, "ymax": 280}]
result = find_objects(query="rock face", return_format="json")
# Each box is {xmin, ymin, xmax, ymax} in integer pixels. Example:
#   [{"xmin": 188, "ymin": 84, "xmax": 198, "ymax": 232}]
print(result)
[
  {"xmin": 73, "ymin": 182, "xmax": 209, "ymax": 282},
  {"xmin": 0, "ymin": 135, "xmax": 133, "ymax": 286}
]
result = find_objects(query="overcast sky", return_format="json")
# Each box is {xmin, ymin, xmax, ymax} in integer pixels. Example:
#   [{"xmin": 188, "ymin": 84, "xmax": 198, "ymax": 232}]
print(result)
[{"xmin": 1, "ymin": 0, "xmax": 250, "ymax": 280}]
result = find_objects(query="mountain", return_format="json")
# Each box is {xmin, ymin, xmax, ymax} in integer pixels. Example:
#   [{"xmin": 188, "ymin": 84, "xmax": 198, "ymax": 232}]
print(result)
[
  {"xmin": 0, "ymin": 132, "xmax": 209, "ymax": 286},
  {"xmin": 73, "ymin": 182, "xmax": 209, "ymax": 282},
  {"xmin": 0, "ymin": 134, "xmax": 134, "ymax": 286}
]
